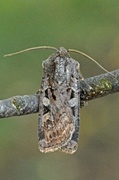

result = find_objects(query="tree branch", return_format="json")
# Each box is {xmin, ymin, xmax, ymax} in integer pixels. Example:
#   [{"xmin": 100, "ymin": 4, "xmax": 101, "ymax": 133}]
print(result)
[{"xmin": 0, "ymin": 69, "xmax": 119, "ymax": 119}]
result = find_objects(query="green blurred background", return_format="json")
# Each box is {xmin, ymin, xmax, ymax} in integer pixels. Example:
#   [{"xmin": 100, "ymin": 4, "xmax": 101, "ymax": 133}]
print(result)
[{"xmin": 0, "ymin": 0, "xmax": 119, "ymax": 180}]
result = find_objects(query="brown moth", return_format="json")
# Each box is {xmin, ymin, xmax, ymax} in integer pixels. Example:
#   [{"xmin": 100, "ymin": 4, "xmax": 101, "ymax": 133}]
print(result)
[
  {"xmin": 4, "ymin": 46, "xmax": 112, "ymax": 154},
  {"xmin": 38, "ymin": 47, "xmax": 83, "ymax": 154}
]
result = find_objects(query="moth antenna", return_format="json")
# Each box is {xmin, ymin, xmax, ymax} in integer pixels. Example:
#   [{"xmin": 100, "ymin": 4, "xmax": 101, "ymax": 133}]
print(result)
[
  {"xmin": 4, "ymin": 46, "xmax": 57, "ymax": 57},
  {"xmin": 68, "ymin": 48, "xmax": 115, "ymax": 78}
]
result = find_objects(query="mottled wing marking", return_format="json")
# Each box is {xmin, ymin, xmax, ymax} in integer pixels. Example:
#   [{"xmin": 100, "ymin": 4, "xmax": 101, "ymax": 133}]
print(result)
[{"xmin": 38, "ymin": 47, "xmax": 81, "ymax": 154}]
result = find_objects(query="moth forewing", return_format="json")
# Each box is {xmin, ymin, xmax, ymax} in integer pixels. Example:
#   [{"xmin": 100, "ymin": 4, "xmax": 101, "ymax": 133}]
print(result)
[
  {"xmin": 61, "ymin": 60, "xmax": 80, "ymax": 154},
  {"xmin": 38, "ymin": 47, "xmax": 81, "ymax": 153}
]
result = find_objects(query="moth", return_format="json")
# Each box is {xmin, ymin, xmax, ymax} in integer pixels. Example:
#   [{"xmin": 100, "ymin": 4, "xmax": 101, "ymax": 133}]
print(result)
[
  {"xmin": 38, "ymin": 47, "xmax": 83, "ymax": 154},
  {"xmin": 4, "ymin": 46, "xmax": 111, "ymax": 154}
]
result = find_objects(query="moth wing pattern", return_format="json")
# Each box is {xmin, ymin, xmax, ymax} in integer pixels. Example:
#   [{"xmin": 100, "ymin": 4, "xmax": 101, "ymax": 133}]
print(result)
[
  {"xmin": 38, "ymin": 47, "xmax": 81, "ymax": 154},
  {"xmin": 60, "ymin": 61, "xmax": 80, "ymax": 154}
]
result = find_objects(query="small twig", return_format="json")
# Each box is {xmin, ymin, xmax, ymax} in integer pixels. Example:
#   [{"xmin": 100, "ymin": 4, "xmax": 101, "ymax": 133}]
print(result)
[
  {"xmin": 0, "ymin": 70, "xmax": 119, "ymax": 119},
  {"xmin": 0, "ymin": 95, "xmax": 39, "ymax": 118}
]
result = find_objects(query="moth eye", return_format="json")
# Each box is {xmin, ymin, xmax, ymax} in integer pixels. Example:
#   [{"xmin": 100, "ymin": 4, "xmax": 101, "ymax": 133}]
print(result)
[{"xmin": 76, "ymin": 63, "xmax": 80, "ymax": 69}]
